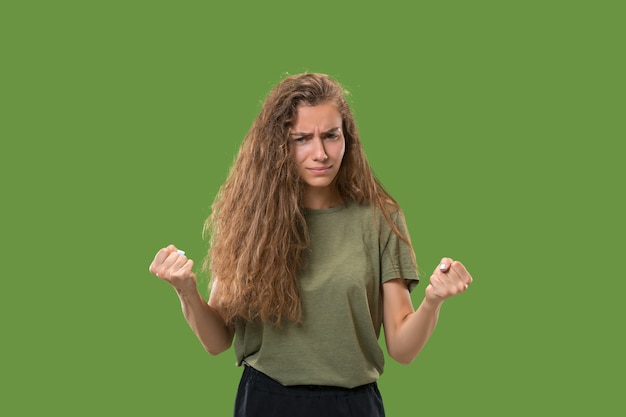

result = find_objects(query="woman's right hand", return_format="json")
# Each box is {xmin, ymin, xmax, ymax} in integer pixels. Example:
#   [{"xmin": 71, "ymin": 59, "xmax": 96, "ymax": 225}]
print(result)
[{"xmin": 149, "ymin": 244, "xmax": 197, "ymax": 294}]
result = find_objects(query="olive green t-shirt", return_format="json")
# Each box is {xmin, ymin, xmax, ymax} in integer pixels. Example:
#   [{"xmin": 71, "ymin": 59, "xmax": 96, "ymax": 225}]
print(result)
[{"xmin": 234, "ymin": 201, "xmax": 419, "ymax": 388}]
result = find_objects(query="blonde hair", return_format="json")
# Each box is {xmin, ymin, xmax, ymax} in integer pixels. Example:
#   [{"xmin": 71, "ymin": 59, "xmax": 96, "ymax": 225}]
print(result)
[{"xmin": 204, "ymin": 73, "xmax": 413, "ymax": 326}]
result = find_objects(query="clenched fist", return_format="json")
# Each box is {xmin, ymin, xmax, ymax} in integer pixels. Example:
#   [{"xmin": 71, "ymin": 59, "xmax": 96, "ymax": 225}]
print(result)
[
  {"xmin": 425, "ymin": 257, "xmax": 473, "ymax": 302},
  {"xmin": 149, "ymin": 244, "xmax": 197, "ymax": 294}
]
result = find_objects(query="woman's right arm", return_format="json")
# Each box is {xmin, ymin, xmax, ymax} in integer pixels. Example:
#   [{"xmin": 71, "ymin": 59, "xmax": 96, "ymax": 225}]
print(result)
[{"xmin": 149, "ymin": 245, "xmax": 234, "ymax": 355}]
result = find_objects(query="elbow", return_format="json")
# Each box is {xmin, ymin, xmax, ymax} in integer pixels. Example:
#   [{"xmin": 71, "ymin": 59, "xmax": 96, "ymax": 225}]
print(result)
[
  {"xmin": 206, "ymin": 345, "xmax": 229, "ymax": 356},
  {"xmin": 202, "ymin": 320, "xmax": 234, "ymax": 356},
  {"xmin": 204, "ymin": 339, "xmax": 233, "ymax": 356},
  {"xmin": 387, "ymin": 344, "xmax": 418, "ymax": 365},
  {"xmin": 206, "ymin": 347, "xmax": 221, "ymax": 356},
  {"xmin": 390, "ymin": 352, "xmax": 416, "ymax": 366}
]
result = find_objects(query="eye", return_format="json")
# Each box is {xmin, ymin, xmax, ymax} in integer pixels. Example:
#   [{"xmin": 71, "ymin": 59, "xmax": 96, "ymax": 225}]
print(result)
[
  {"xmin": 293, "ymin": 137, "xmax": 306, "ymax": 143},
  {"xmin": 325, "ymin": 132, "xmax": 340, "ymax": 140}
]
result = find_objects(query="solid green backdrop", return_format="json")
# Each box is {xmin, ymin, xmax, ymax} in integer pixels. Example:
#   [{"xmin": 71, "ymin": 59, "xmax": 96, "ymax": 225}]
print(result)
[{"xmin": 1, "ymin": 1, "xmax": 624, "ymax": 416}]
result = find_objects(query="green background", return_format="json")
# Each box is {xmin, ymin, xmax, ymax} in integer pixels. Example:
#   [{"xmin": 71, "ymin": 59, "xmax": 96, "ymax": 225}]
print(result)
[{"xmin": 2, "ymin": 1, "xmax": 624, "ymax": 415}]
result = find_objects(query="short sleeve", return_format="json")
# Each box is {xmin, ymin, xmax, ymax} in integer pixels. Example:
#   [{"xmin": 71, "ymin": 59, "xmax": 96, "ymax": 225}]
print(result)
[{"xmin": 380, "ymin": 210, "xmax": 419, "ymax": 291}]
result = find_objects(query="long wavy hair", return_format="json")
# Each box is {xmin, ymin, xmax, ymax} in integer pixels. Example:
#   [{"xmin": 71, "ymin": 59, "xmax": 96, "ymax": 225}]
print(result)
[{"xmin": 203, "ymin": 73, "xmax": 414, "ymax": 326}]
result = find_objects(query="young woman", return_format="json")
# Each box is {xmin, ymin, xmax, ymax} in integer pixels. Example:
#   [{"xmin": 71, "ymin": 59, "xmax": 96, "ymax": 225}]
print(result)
[{"xmin": 149, "ymin": 73, "xmax": 473, "ymax": 416}]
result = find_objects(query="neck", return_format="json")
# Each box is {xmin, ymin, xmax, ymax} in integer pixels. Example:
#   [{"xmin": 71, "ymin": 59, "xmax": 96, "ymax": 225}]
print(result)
[{"xmin": 302, "ymin": 186, "xmax": 344, "ymax": 210}]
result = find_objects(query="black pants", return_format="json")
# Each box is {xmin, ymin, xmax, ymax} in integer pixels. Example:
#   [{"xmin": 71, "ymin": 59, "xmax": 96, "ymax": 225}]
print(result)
[{"xmin": 234, "ymin": 365, "xmax": 385, "ymax": 417}]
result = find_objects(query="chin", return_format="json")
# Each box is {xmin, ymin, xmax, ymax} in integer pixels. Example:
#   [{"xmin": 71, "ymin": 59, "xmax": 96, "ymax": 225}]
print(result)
[{"xmin": 304, "ymin": 178, "xmax": 336, "ymax": 188}]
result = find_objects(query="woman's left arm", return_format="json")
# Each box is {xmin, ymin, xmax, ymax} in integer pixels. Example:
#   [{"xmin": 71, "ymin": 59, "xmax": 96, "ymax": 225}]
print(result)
[{"xmin": 382, "ymin": 257, "xmax": 473, "ymax": 365}]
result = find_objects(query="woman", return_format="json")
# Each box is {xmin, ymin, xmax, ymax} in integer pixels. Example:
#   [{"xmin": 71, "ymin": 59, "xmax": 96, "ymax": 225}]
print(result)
[{"xmin": 149, "ymin": 73, "xmax": 473, "ymax": 416}]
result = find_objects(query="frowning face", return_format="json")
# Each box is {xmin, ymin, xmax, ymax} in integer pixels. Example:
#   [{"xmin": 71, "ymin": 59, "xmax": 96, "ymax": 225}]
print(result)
[{"xmin": 290, "ymin": 103, "xmax": 345, "ymax": 197}]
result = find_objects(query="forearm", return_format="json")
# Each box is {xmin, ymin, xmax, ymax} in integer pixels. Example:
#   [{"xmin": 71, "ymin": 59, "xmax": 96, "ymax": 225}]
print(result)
[
  {"xmin": 388, "ymin": 298, "xmax": 443, "ymax": 365},
  {"xmin": 175, "ymin": 288, "xmax": 233, "ymax": 355}
]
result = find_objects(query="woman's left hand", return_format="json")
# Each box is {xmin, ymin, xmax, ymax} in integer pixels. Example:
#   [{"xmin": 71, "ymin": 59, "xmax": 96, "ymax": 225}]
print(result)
[{"xmin": 425, "ymin": 257, "xmax": 473, "ymax": 303}]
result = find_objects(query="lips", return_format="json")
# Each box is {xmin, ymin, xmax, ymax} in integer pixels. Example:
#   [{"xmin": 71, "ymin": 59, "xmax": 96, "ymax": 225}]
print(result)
[{"xmin": 307, "ymin": 166, "xmax": 332, "ymax": 174}]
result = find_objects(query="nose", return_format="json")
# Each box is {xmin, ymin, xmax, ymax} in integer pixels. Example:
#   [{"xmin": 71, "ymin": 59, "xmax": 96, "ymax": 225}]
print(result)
[{"xmin": 312, "ymin": 137, "xmax": 328, "ymax": 161}]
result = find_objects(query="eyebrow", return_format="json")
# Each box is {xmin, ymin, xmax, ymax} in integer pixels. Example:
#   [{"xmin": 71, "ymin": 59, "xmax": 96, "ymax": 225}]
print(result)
[{"xmin": 290, "ymin": 127, "xmax": 341, "ymax": 137}]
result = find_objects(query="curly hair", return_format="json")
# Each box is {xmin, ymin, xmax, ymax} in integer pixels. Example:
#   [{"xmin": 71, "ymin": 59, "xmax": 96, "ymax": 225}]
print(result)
[{"xmin": 203, "ymin": 73, "xmax": 413, "ymax": 326}]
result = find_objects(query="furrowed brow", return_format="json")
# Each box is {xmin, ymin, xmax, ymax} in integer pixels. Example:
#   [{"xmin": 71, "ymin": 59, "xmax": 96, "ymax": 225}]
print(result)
[{"xmin": 290, "ymin": 127, "xmax": 341, "ymax": 137}]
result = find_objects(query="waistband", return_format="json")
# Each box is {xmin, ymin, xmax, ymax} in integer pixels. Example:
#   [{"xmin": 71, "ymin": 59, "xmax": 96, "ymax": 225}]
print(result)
[{"xmin": 242, "ymin": 364, "xmax": 379, "ymax": 394}]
